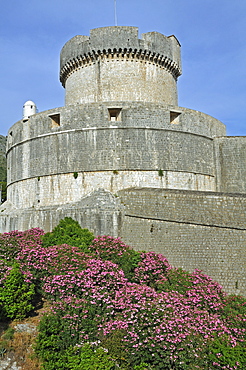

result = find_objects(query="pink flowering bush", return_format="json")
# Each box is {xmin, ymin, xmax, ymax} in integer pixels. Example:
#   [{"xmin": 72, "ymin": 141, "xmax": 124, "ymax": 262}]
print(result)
[
  {"xmin": 0, "ymin": 259, "xmax": 12, "ymax": 285},
  {"xmin": 0, "ymin": 220, "xmax": 245, "ymax": 369},
  {"xmin": 35, "ymin": 235, "xmax": 245, "ymax": 369},
  {"xmin": 17, "ymin": 244, "xmax": 91, "ymax": 284},
  {"xmin": 0, "ymin": 227, "xmax": 44, "ymax": 261},
  {"xmin": 98, "ymin": 281, "xmax": 245, "ymax": 369},
  {"xmin": 133, "ymin": 251, "xmax": 171, "ymax": 288},
  {"xmin": 88, "ymin": 235, "xmax": 142, "ymax": 281},
  {"xmin": 0, "ymin": 228, "xmax": 44, "ymax": 319}
]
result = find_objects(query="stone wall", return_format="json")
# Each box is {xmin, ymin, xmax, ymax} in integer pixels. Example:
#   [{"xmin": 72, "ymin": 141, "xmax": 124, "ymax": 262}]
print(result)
[
  {"xmin": 7, "ymin": 171, "xmax": 216, "ymax": 209},
  {"xmin": 0, "ymin": 189, "xmax": 123, "ymax": 237},
  {"xmin": 118, "ymin": 188, "xmax": 246, "ymax": 296},
  {"xmin": 60, "ymin": 27, "xmax": 181, "ymax": 106},
  {"xmin": 215, "ymin": 136, "xmax": 246, "ymax": 193},
  {"xmin": 6, "ymin": 103, "xmax": 226, "ymax": 208}
]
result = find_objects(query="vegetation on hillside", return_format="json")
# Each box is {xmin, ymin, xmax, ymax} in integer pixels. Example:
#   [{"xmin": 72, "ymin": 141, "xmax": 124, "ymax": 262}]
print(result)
[{"xmin": 0, "ymin": 217, "xmax": 245, "ymax": 369}]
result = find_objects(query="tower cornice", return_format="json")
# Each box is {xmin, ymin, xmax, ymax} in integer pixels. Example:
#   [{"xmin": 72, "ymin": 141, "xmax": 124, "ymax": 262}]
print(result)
[{"xmin": 60, "ymin": 48, "xmax": 182, "ymax": 87}]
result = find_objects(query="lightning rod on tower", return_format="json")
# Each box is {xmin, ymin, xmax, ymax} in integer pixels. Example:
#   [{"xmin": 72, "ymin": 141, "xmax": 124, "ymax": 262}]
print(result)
[{"xmin": 114, "ymin": 0, "xmax": 118, "ymax": 26}]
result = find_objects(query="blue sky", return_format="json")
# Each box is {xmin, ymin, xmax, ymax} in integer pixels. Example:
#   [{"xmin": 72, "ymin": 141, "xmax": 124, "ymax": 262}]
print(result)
[{"xmin": 0, "ymin": 0, "xmax": 246, "ymax": 136}]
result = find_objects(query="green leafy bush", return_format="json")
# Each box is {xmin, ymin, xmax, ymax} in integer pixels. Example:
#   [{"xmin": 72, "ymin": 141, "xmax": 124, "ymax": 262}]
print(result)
[
  {"xmin": 2, "ymin": 327, "xmax": 15, "ymax": 341},
  {"xmin": 207, "ymin": 336, "xmax": 246, "ymax": 369},
  {"xmin": 157, "ymin": 267, "xmax": 193, "ymax": 294},
  {"xmin": 35, "ymin": 314, "xmax": 70, "ymax": 369},
  {"xmin": 0, "ymin": 263, "xmax": 35, "ymax": 320},
  {"xmin": 36, "ymin": 317, "xmax": 117, "ymax": 370},
  {"xmin": 66, "ymin": 343, "xmax": 117, "ymax": 370},
  {"xmin": 41, "ymin": 217, "xmax": 94, "ymax": 250}
]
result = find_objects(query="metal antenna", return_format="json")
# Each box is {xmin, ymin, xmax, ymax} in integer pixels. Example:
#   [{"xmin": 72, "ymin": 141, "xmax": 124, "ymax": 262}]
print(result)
[{"xmin": 114, "ymin": 0, "xmax": 118, "ymax": 26}]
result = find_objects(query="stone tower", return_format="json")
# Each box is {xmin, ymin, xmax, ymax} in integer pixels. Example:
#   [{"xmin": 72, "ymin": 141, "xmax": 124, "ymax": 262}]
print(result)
[
  {"xmin": 60, "ymin": 27, "xmax": 181, "ymax": 106},
  {"xmin": 1, "ymin": 27, "xmax": 246, "ymax": 296}
]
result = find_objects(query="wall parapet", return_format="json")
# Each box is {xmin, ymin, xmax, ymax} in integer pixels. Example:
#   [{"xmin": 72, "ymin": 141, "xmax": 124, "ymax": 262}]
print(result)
[
  {"xmin": 60, "ymin": 26, "xmax": 182, "ymax": 87},
  {"xmin": 118, "ymin": 187, "xmax": 246, "ymax": 230}
]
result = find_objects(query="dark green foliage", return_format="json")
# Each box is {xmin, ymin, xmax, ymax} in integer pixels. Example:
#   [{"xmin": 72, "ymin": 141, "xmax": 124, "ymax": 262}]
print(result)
[
  {"xmin": 207, "ymin": 336, "xmax": 246, "ymax": 369},
  {"xmin": 36, "ymin": 316, "xmax": 117, "ymax": 370},
  {"xmin": 157, "ymin": 268, "xmax": 193, "ymax": 294},
  {"xmin": 41, "ymin": 217, "xmax": 94, "ymax": 250},
  {"xmin": 100, "ymin": 329, "xmax": 131, "ymax": 369},
  {"xmin": 105, "ymin": 248, "xmax": 142, "ymax": 282},
  {"xmin": 0, "ymin": 263, "xmax": 35, "ymax": 320},
  {"xmin": 222, "ymin": 294, "xmax": 246, "ymax": 319},
  {"xmin": 120, "ymin": 249, "xmax": 142, "ymax": 282},
  {"xmin": 35, "ymin": 314, "xmax": 69, "ymax": 368},
  {"xmin": 221, "ymin": 295, "xmax": 246, "ymax": 339}
]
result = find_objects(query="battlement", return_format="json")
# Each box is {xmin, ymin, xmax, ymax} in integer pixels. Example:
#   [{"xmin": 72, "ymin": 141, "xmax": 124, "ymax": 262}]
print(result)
[{"xmin": 60, "ymin": 27, "xmax": 181, "ymax": 87}]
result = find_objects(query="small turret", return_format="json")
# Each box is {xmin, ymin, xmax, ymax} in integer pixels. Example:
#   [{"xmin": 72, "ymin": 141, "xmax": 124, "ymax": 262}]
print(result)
[{"xmin": 23, "ymin": 100, "xmax": 37, "ymax": 122}]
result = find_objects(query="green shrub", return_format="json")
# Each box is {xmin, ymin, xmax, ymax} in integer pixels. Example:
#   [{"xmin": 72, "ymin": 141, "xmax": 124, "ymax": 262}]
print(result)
[
  {"xmin": 66, "ymin": 343, "xmax": 117, "ymax": 370},
  {"xmin": 222, "ymin": 294, "xmax": 246, "ymax": 331},
  {"xmin": 36, "ymin": 316, "xmax": 117, "ymax": 370},
  {"xmin": 41, "ymin": 217, "xmax": 94, "ymax": 251},
  {"xmin": 35, "ymin": 314, "xmax": 70, "ymax": 369},
  {"xmin": 0, "ymin": 263, "xmax": 35, "ymax": 320},
  {"xmin": 207, "ymin": 336, "xmax": 246, "ymax": 369},
  {"xmin": 157, "ymin": 268, "xmax": 193, "ymax": 294},
  {"xmin": 101, "ymin": 329, "xmax": 131, "ymax": 369}
]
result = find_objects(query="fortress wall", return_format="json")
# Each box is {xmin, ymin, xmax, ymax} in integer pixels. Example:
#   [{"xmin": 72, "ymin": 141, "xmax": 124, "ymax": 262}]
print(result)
[
  {"xmin": 7, "ymin": 127, "xmax": 215, "ymax": 181},
  {"xmin": 1, "ymin": 186, "xmax": 245, "ymax": 295},
  {"xmin": 6, "ymin": 103, "xmax": 226, "ymax": 207},
  {"xmin": 118, "ymin": 188, "xmax": 246, "ymax": 229},
  {"xmin": 7, "ymin": 104, "xmax": 225, "ymax": 145},
  {"xmin": 120, "ymin": 217, "xmax": 246, "ymax": 296},
  {"xmin": 0, "ymin": 189, "xmax": 123, "ymax": 238},
  {"xmin": 7, "ymin": 171, "xmax": 215, "ymax": 209},
  {"xmin": 214, "ymin": 137, "xmax": 246, "ymax": 193},
  {"xmin": 65, "ymin": 58, "xmax": 178, "ymax": 105},
  {"xmin": 118, "ymin": 188, "xmax": 246, "ymax": 296}
]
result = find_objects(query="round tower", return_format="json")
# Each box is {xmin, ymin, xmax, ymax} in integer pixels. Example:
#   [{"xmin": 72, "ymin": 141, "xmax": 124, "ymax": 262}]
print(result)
[
  {"xmin": 60, "ymin": 27, "xmax": 182, "ymax": 106},
  {"xmin": 6, "ymin": 26, "xmax": 226, "ymax": 212}
]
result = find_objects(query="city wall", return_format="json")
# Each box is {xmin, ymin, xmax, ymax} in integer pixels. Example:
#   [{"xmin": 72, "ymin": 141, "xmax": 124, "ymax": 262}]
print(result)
[
  {"xmin": 0, "ymin": 186, "xmax": 245, "ymax": 296},
  {"xmin": 118, "ymin": 188, "xmax": 246, "ymax": 296},
  {"xmin": 215, "ymin": 136, "xmax": 246, "ymax": 193}
]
